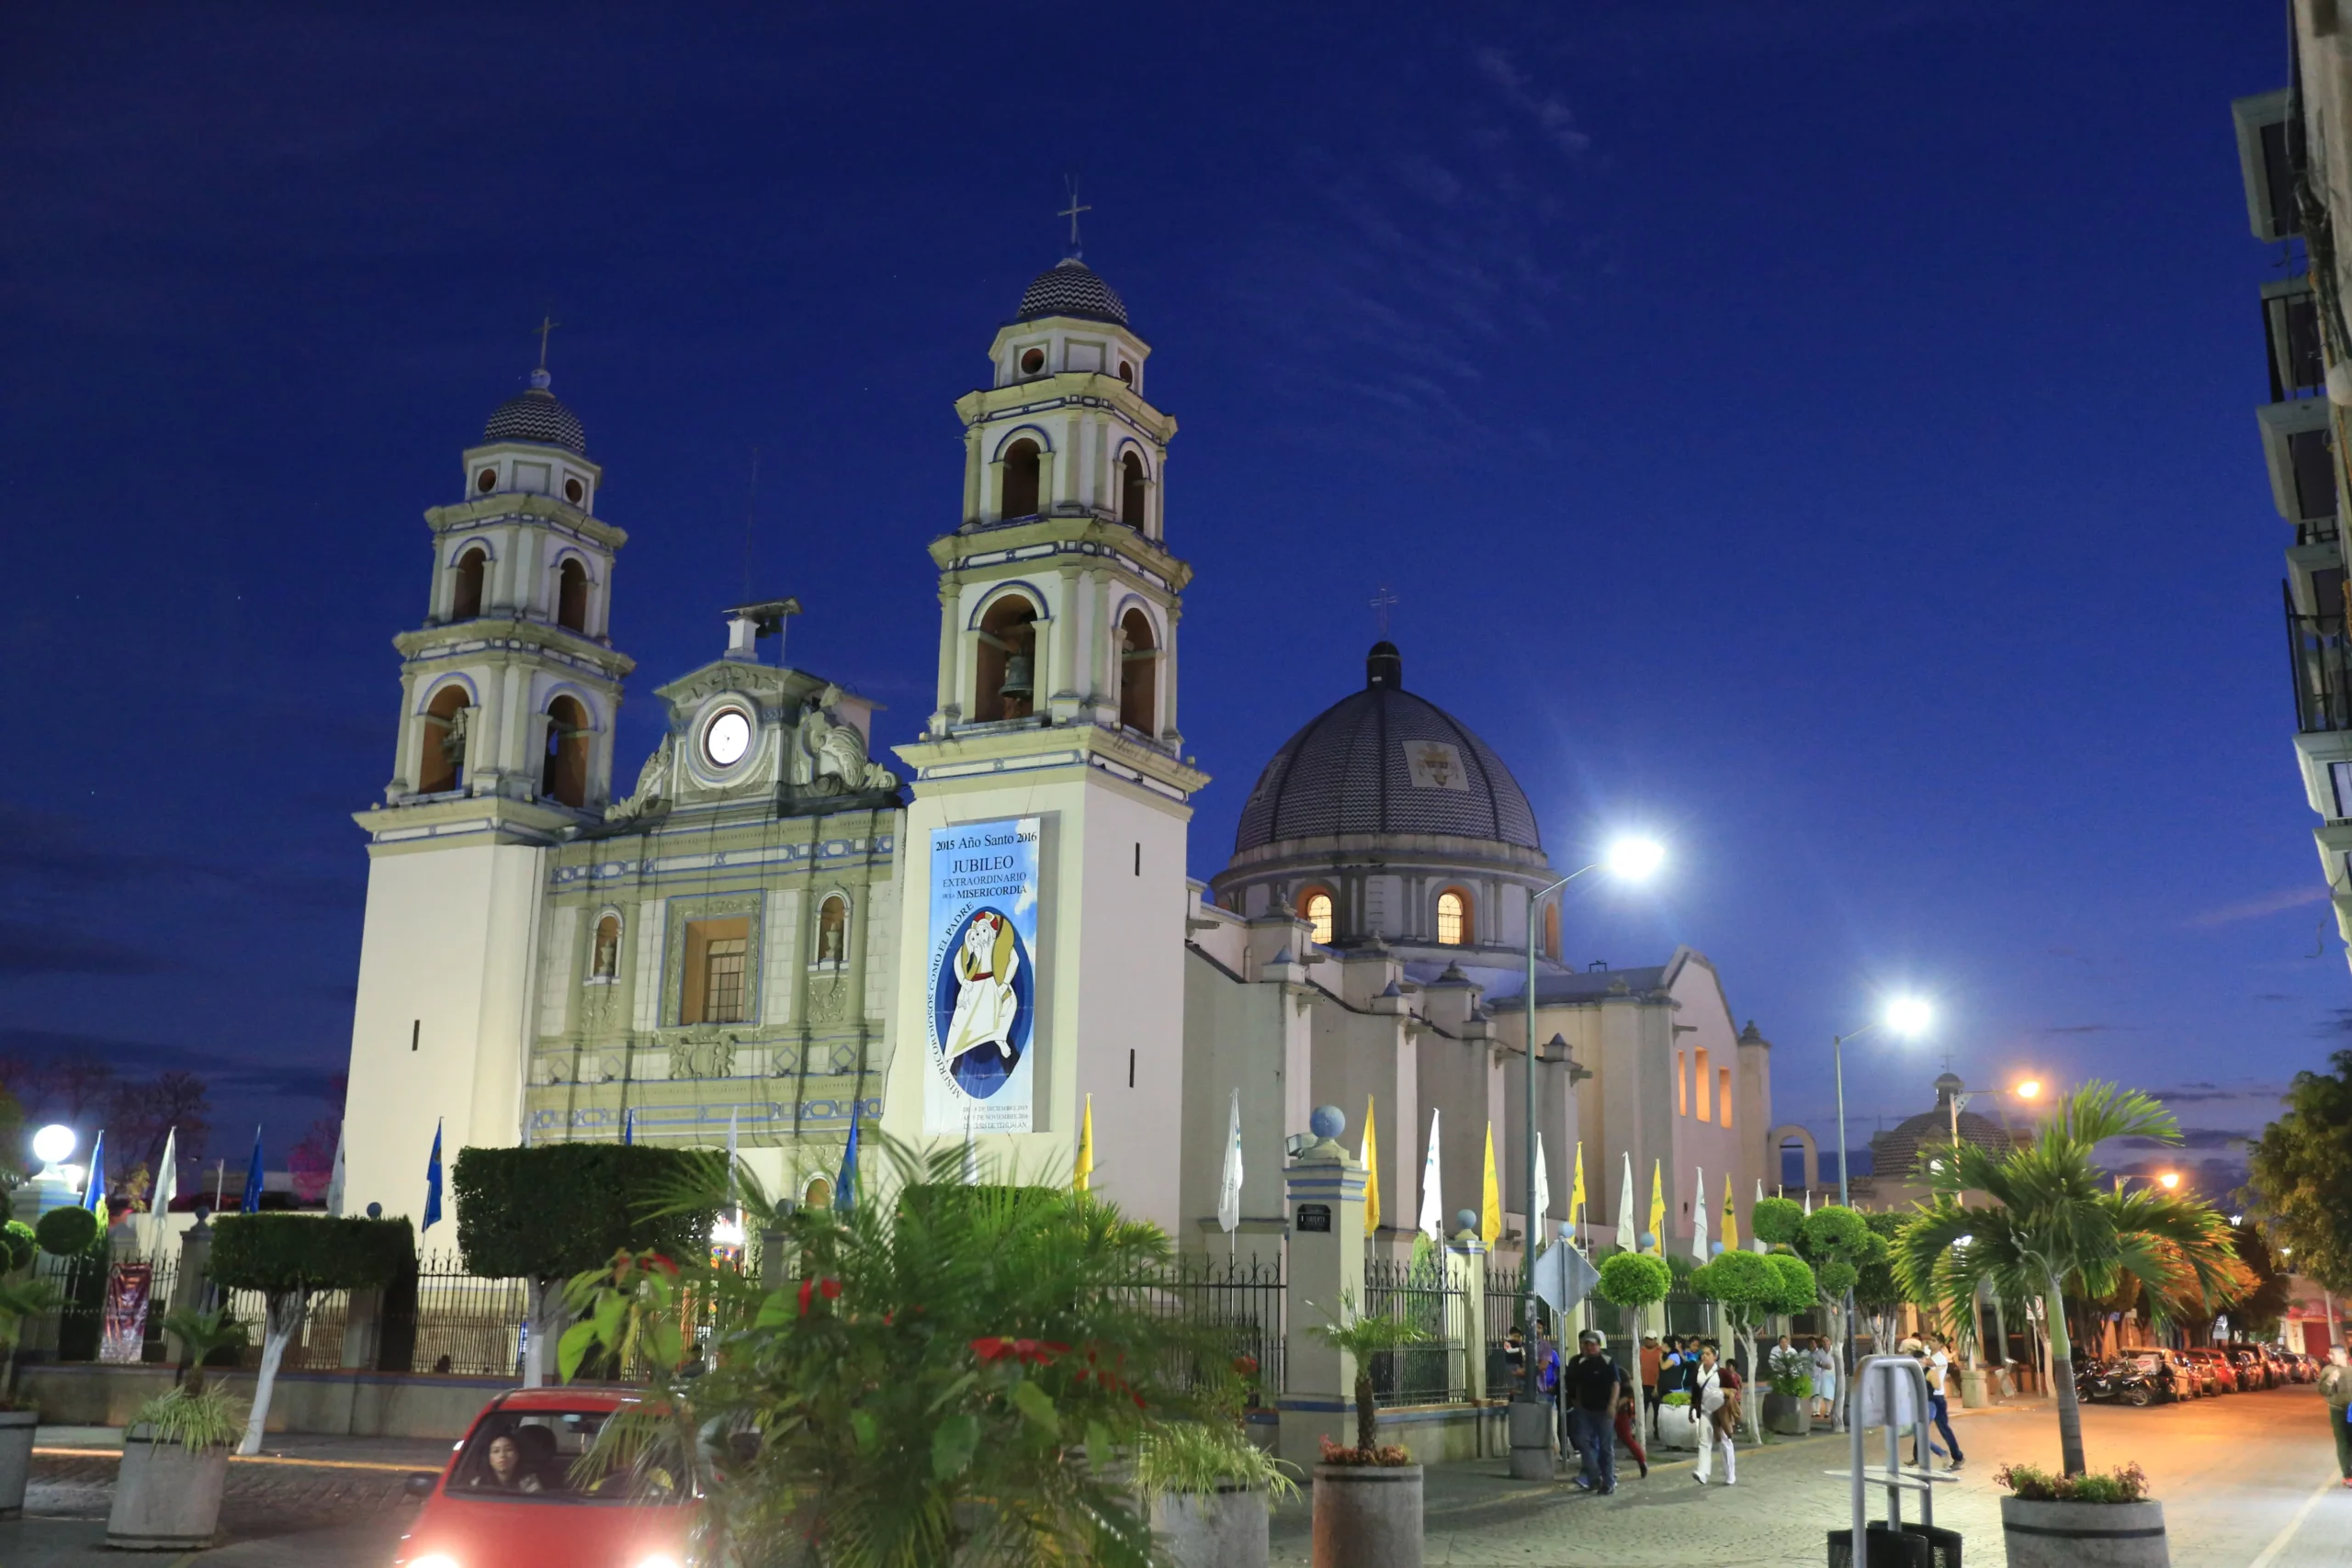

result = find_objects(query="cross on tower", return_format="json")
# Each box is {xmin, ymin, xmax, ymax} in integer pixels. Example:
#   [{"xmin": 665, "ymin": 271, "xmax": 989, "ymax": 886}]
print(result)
[
  {"xmin": 1369, "ymin": 586, "xmax": 1400, "ymax": 637},
  {"xmin": 533, "ymin": 313, "xmax": 560, "ymax": 371},
  {"xmin": 1058, "ymin": 175, "xmax": 1091, "ymax": 258}
]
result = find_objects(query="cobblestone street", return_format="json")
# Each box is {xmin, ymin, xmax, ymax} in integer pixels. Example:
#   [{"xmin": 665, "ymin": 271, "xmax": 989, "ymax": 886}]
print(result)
[{"xmin": 1, "ymin": 1386, "xmax": 2342, "ymax": 1564}]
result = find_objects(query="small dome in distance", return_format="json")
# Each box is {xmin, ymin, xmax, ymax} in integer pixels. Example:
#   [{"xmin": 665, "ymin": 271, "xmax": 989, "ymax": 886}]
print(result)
[
  {"xmin": 483, "ymin": 368, "xmax": 587, "ymax": 457},
  {"xmin": 1016, "ymin": 257, "xmax": 1128, "ymax": 327}
]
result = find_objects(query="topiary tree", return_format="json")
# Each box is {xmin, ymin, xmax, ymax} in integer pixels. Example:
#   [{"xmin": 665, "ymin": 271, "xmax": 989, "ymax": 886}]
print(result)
[
  {"xmin": 1692, "ymin": 1248, "xmax": 1815, "ymax": 1442},
  {"xmin": 33, "ymin": 1206, "xmax": 96, "ymax": 1258},
  {"xmin": 1770, "ymin": 1204, "xmax": 1876, "ymax": 1431},
  {"xmin": 452, "ymin": 1144, "xmax": 717, "ymax": 1387},
  {"xmin": 1852, "ymin": 1211, "xmax": 1912, "ymax": 1356},
  {"xmin": 1595, "ymin": 1251, "xmax": 1671, "ymax": 1340},
  {"xmin": 1749, "ymin": 1196, "xmax": 1804, "ymax": 1248},
  {"xmin": 210, "ymin": 1214, "xmax": 412, "ymax": 1454},
  {"xmin": 1, "ymin": 1221, "xmax": 33, "ymax": 1274}
]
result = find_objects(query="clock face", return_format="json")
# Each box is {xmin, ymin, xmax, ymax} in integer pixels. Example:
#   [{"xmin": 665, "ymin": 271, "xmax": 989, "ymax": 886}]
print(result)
[{"xmin": 704, "ymin": 709, "xmax": 752, "ymax": 767}]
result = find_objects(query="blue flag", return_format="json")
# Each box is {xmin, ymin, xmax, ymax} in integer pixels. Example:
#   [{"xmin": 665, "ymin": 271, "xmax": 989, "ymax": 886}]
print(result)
[
  {"xmin": 623, "ymin": 1106, "xmax": 635, "ymax": 1147},
  {"xmin": 835, "ymin": 1103, "xmax": 861, "ymax": 1214},
  {"xmin": 423, "ymin": 1119, "xmax": 444, "ymax": 1234},
  {"xmin": 82, "ymin": 1130, "xmax": 107, "ymax": 1216},
  {"xmin": 241, "ymin": 1126, "xmax": 265, "ymax": 1213}
]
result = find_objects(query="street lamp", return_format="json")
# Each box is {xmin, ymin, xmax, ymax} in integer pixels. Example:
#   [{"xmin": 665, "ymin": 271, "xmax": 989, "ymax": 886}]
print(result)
[
  {"xmin": 1831, "ymin": 997, "xmax": 1932, "ymax": 1206},
  {"xmin": 1520, "ymin": 836, "xmax": 1665, "ymax": 1404},
  {"xmin": 2157, "ymin": 1171, "xmax": 2181, "ymax": 1191},
  {"xmin": 2013, "ymin": 1079, "xmax": 2042, "ymax": 1101}
]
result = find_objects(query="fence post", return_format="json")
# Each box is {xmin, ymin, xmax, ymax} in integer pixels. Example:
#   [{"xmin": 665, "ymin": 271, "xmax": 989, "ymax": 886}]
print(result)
[
  {"xmin": 164, "ymin": 1217, "xmax": 214, "ymax": 1364},
  {"xmin": 1276, "ymin": 1106, "xmax": 1365, "ymax": 1472},
  {"xmin": 341, "ymin": 1288, "xmax": 382, "ymax": 1370},
  {"xmin": 1450, "ymin": 1223, "xmax": 1486, "ymax": 1404}
]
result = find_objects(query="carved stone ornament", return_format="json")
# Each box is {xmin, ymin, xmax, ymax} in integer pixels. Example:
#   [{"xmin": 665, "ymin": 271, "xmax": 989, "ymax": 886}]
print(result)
[
  {"xmin": 606, "ymin": 733, "xmax": 674, "ymax": 821},
  {"xmin": 806, "ymin": 973, "xmax": 852, "ymax": 1025},
  {"xmin": 670, "ymin": 1030, "xmax": 738, "ymax": 1081},
  {"xmin": 789, "ymin": 684, "xmax": 899, "ymax": 796}
]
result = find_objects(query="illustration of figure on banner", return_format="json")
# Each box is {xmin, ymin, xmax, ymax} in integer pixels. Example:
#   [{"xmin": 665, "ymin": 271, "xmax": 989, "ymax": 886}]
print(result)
[{"xmin": 939, "ymin": 906, "xmax": 1031, "ymax": 1097}]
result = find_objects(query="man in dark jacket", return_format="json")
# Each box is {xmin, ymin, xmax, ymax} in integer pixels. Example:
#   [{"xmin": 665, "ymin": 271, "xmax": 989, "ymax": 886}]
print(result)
[{"xmin": 1562, "ymin": 1330, "xmax": 1623, "ymax": 1494}]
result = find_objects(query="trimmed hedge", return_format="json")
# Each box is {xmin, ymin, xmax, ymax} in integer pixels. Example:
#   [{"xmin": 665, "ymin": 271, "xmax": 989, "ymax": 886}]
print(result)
[
  {"xmin": 209, "ymin": 1214, "xmax": 413, "ymax": 1294},
  {"xmin": 34, "ymin": 1206, "xmax": 97, "ymax": 1258},
  {"xmin": 1, "ymin": 1220, "xmax": 33, "ymax": 1272},
  {"xmin": 452, "ymin": 1144, "xmax": 715, "ymax": 1282},
  {"xmin": 1595, "ymin": 1251, "xmax": 1672, "ymax": 1309}
]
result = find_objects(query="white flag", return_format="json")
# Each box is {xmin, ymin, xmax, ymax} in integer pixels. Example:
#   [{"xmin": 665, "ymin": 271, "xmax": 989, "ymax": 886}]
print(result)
[
  {"xmin": 322, "ymin": 1126, "xmax": 343, "ymax": 1217},
  {"xmin": 1531, "ymin": 1133, "xmax": 1550, "ymax": 1250},
  {"xmin": 1615, "ymin": 1151, "xmax": 1637, "ymax": 1253},
  {"xmin": 142, "ymin": 1127, "xmax": 181, "ymax": 1256},
  {"xmin": 1692, "ymin": 1165, "xmax": 1709, "ymax": 1262},
  {"xmin": 1417, "ymin": 1109, "xmax": 1444, "ymax": 1241},
  {"xmin": 1217, "ymin": 1089, "xmax": 1244, "ymax": 1235}
]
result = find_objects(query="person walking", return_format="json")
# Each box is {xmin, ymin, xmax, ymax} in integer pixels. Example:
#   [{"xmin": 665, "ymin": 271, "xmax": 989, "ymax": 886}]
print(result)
[
  {"xmin": 1612, "ymin": 1356, "xmax": 1650, "ymax": 1479},
  {"xmin": 1563, "ymin": 1329, "xmax": 1623, "ymax": 1495},
  {"xmin": 1654, "ymin": 1335, "xmax": 1688, "ymax": 1438},
  {"xmin": 1925, "ymin": 1337, "xmax": 1965, "ymax": 1470},
  {"xmin": 2321, "ymin": 1345, "xmax": 2352, "ymax": 1486},
  {"xmin": 1690, "ymin": 1344, "xmax": 1741, "ymax": 1486},
  {"xmin": 1811, "ymin": 1335, "xmax": 1838, "ymax": 1423},
  {"xmin": 1638, "ymin": 1334, "xmax": 1663, "ymax": 1442}
]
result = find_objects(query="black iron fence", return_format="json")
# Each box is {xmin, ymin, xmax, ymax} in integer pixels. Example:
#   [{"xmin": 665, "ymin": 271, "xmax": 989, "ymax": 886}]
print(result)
[
  {"xmin": 24, "ymin": 1248, "xmax": 179, "ymax": 1366},
  {"xmin": 1124, "ymin": 1253, "xmax": 1286, "ymax": 1404},
  {"xmin": 396, "ymin": 1253, "xmax": 529, "ymax": 1378},
  {"xmin": 1362, "ymin": 1255, "xmax": 1466, "ymax": 1406}
]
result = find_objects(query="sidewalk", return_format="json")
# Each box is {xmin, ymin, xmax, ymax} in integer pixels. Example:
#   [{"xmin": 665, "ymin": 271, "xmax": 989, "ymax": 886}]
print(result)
[{"xmin": 32, "ymin": 1424, "xmax": 453, "ymax": 1471}]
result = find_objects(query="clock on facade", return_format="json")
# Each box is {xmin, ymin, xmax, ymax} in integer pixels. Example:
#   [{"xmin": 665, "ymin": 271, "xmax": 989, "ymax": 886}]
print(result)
[{"xmin": 703, "ymin": 708, "xmax": 752, "ymax": 767}]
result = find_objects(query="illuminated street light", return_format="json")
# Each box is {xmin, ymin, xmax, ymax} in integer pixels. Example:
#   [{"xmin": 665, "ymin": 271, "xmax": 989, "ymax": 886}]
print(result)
[
  {"xmin": 29, "ymin": 1125, "xmax": 74, "ymax": 1168},
  {"xmin": 1603, "ymin": 836, "xmax": 1667, "ymax": 883},
  {"xmin": 2157, "ymin": 1172, "xmax": 2181, "ymax": 1190},
  {"xmin": 1832, "ymin": 995, "xmax": 1935, "ymax": 1207},
  {"xmin": 2014, "ymin": 1079, "xmax": 2042, "ymax": 1100},
  {"xmin": 1883, "ymin": 997, "xmax": 1933, "ymax": 1037}
]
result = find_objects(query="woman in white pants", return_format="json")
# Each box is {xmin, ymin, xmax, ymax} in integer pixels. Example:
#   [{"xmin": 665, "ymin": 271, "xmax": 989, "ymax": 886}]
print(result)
[
  {"xmin": 1811, "ymin": 1336, "xmax": 1838, "ymax": 1423},
  {"xmin": 1690, "ymin": 1345, "xmax": 1740, "ymax": 1485}
]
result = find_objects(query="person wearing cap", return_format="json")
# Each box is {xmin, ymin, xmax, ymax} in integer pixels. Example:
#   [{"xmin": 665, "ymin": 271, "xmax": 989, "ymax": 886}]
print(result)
[
  {"xmin": 1639, "ymin": 1334, "xmax": 1663, "ymax": 1438},
  {"xmin": 1561, "ymin": 1329, "xmax": 1624, "ymax": 1494}
]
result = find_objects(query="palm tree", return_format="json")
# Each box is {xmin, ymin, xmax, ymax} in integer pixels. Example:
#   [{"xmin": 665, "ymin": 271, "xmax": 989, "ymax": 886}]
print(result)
[{"xmin": 1893, "ymin": 1082, "xmax": 2236, "ymax": 1477}]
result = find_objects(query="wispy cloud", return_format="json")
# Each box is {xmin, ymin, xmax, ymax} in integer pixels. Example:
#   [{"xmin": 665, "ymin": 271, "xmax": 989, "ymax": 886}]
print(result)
[
  {"xmin": 2038, "ymin": 1023, "xmax": 2135, "ymax": 1035},
  {"xmin": 1469, "ymin": 47, "xmax": 1592, "ymax": 159},
  {"xmin": 2185, "ymin": 885, "xmax": 2329, "ymax": 928}
]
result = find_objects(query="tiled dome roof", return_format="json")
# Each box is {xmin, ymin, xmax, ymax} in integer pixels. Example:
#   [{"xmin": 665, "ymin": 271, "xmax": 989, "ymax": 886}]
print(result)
[
  {"xmin": 1234, "ymin": 643, "xmax": 1542, "ymax": 854},
  {"xmin": 483, "ymin": 370, "xmax": 586, "ymax": 456},
  {"xmin": 1016, "ymin": 257, "xmax": 1127, "ymax": 326},
  {"xmin": 1871, "ymin": 1074, "xmax": 2018, "ymax": 1181}
]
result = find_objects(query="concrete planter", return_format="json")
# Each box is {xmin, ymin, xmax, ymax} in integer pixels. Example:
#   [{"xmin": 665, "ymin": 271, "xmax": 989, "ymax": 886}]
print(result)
[
  {"xmin": 2000, "ymin": 1495, "xmax": 2169, "ymax": 1568},
  {"xmin": 1152, "ymin": 1484, "xmax": 1270, "ymax": 1568},
  {"xmin": 1654, "ymin": 1404, "xmax": 1703, "ymax": 1450},
  {"xmin": 107, "ymin": 1434, "xmax": 230, "ymax": 1551},
  {"xmin": 1311, "ymin": 1462, "xmax": 1421, "ymax": 1568},
  {"xmin": 1764, "ymin": 1392, "xmax": 1813, "ymax": 1436},
  {"xmin": 0, "ymin": 1409, "xmax": 34, "ymax": 1518}
]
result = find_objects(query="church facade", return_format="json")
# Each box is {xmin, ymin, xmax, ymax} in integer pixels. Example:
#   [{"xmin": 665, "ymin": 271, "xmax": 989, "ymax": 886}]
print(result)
[{"xmin": 339, "ymin": 252, "xmax": 1781, "ymax": 1254}]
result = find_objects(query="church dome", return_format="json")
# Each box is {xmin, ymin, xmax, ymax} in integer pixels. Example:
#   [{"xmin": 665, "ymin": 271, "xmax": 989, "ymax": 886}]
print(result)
[
  {"xmin": 1016, "ymin": 257, "xmax": 1128, "ymax": 327},
  {"xmin": 483, "ymin": 370, "xmax": 586, "ymax": 456},
  {"xmin": 1870, "ymin": 1072, "xmax": 2017, "ymax": 1180},
  {"xmin": 1233, "ymin": 643, "xmax": 1542, "ymax": 854}
]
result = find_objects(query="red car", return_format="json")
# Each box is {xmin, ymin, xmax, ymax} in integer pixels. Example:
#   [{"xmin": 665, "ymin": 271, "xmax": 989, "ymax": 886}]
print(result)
[{"xmin": 394, "ymin": 1386, "xmax": 698, "ymax": 1568}]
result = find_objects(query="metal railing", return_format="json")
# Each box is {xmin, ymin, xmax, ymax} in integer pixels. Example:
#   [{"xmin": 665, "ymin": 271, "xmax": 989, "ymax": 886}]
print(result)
[
  {"xmin": 398, "ymin": 1253, "xmax": 529, "ymax": 1378},
  {"xmin": 1362, "ymin": 1256, "xmax": 1466, "ymax": 1406},
  {"xmin": 1125, "ymin": 1254, "xmax": 1286, "ymax": 1403},
  {"xmin": 2284, "ymin": 585, "xmax": 2352, "ymax": 734},
  {"xmin": 23, "ymin": 1249, "xmax": 179, "ymax": 1365}
]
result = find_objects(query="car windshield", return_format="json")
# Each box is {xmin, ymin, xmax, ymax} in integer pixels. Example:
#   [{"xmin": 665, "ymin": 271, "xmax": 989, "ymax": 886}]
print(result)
[{"xmin": 451, "ymin": 1408, "xmax": 685, "ymax": 1505}]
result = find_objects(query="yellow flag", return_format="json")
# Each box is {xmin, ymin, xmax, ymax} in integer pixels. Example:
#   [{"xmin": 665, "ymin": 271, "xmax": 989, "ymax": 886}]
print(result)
[
  {"xmin": 1480, "ymin": 1122, "xmax": 1503, "ymax": 1246},
  {"xmin": 1722, "ymin": 1173, "xmax": 1738, "ymax": 1250},
  {"xmin": 1074, "ymin": 1094, "xmax": 1094, "ymax": 1192},
  {"xmin": 1569, "ymin": 1141, "xmax": 1588, "ymax": 1238},
  {"xmin": 1361, "ymin": 1097, "xmax": 1381, "ymax": 1235},
  {"xmin": 1647, "ymin": 1157, "xmax": 1666, "ymax": 1252}
]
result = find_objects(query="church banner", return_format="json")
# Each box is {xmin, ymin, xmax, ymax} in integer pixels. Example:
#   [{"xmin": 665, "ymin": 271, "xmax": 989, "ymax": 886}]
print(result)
[
  {"xmin": 100, "ymin": 1262, "xmax": 153, "ymax": 1364},
  {"xmin": 922, "ymin": 817, "xmax": 1042, "ymax": 1135}
]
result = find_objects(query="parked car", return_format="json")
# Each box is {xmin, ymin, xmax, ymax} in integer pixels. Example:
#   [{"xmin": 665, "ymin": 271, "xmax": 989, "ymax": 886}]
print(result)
[
  {"xmin": 2122, "ymin": 1349, "xmax": 2190, "ymax": 1403},
  {"xmin": 2228, "ymin": 1346, "xmax": 2278, "ymax": 1390},
  {"xmin": 393, "ymin": 1387, "xmax": 695, "ymax": 1568},
  {"xmin": 2162, "ymin": 1349, "xmax": 2207, "ymax": 1397},
  {"xmin": 2187, "ymin": 1348, "xmax": 2240, "ymax": 1393}
]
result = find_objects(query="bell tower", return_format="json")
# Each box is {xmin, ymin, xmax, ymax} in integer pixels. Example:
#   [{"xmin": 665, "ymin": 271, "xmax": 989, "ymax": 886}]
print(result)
[
  {"xmin": 340, "ymin": 357, "xmax": 635, "ymax": 1227},
  {"xmin": 882, "ymin": 251, "xmax": 1207, "ymax": 1235}
]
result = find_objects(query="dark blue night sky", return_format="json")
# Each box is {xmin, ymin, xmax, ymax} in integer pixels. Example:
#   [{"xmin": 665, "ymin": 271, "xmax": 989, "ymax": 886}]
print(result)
[{"xmin": 0, "ymin": 3, "xmax": 2322, "ymax": 1182}]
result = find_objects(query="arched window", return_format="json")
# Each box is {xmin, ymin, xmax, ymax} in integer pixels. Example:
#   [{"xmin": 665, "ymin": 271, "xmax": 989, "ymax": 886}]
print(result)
[
  {"xmin": 802, "ymin": 1175, "xmax": 833, "ymax": 1211},
  {"xmin": 452, "ymin": 547, "xmax": 487, "ymax": 620},
  {"xmin": 418, "ymin": 685, "xmax": 472, "ymax": 795},
  {"xmin": 557, "ymin": 558, "xmax": 590, "ymax": 632},
  {"xmin": 1695, "ymin": 1047, "xmax": 1713, "ymax": 1122},
  {"xmin": 1542, "ymin": 902, "xmax": 1561, "ymax": 962},
  {"xmin": 1435, "ymin": 888, "xmax": 1471, "ymax": 946},
  {"xmin": 591, "ymin": 914, "xmax": 622, "ymax": 979},
  {"xmin": 541, "ymin": 695, "xmax": 591, "ymax": 808},
  {"xmin": 815, "ymin": 894, "xmax": 848, "ymax": 964},
  {"xmin": 1119, "ymin": 452, "xmax": 1148, "ymax": 528},
  {"xmin": 975, "ymin": 594, "xmax": 1040, "ymax": 722},
  {"xmin": 1117, "ymin": 607, "xmax": 1157, "ymax": 734},
  {"xmin": 1000, "ymin": 438, "xmax": 1042, "ymax": 518},
  {"xmin": 1302, "ymin": 888, "xmax": 1335, "ymax": 945}
]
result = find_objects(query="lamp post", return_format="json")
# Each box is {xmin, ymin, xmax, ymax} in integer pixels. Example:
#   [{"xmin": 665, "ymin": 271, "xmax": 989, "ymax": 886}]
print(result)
[
  {"xmin": 1519, "ymin": 838, "xmax": 1662, "ymax": 1403},
  {"xmin": 1831, "ymin": 996, "xmax": 1932, "ymax": 1206}
]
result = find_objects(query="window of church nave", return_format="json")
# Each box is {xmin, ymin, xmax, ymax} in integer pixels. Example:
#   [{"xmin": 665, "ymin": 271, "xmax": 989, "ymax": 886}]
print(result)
[
  {"xmin": 1435, "ymin": 888, "xmax": 1471, "ymax": 946},
  {"xmin": 1117, "ymin": 609, "xmax": 1158, "ymax": 734},
  {"xmin": 1718, "ymin": 1067, "xmax": 1733, "ymax": 1129},
  {"xmin": 1119, "ymin": 451, "xmax": 1148, "ymax": 529},
  {"xmin": 1001, "ymin": 437, "xmax": 1042, "ymax": 518},
  {"xmin": 451, "ymin": 546, "xmax": 487, "ymax": 620},
  {"xmin": 590, "ymin": 914, "xmax": 622, "ymax": 980},
  {"xmin": 975, "ymin": 595, "xmax": 1040, "ymax": 722},
  {"xmin": 684, "ymin": 916, "xmax": 752, "ymax": 1024},
  {"xmin": 1302, "ymin": 888, "xmax": 1335, "ymax": 945},
  {"xmin": 814, "ymin": 894, "xmax": 849, "ymax": 965},
  {"xmin": 1694, "ymin": 1046, "xmax": 1713, "ymax": 1122},
  {"xmin": 418, "ymin": 685, "xmax": 472, "ymax": 795},
  {"xmin": 541, "ymin": 695, "xmax": 592, "ymax": 809},
  {"xmin": 1677, "ymin": 1051, "xmax": 1689, "ymax": 1116},
  {"xmin": 556, "ymin": 558, "xmax": 590, "ymax": 632},
  {"xmin": 1542, "ymin": 902, "xmax": 1561, "ymax": 962}
]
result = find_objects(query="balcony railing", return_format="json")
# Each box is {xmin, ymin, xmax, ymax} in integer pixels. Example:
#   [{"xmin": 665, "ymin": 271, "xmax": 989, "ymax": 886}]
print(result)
[{"xmin": 2285, "ymin": 581, "xmax": 2352, "ymax": 734}]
